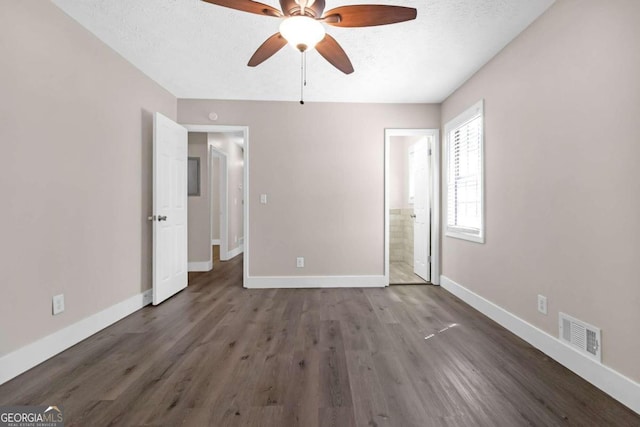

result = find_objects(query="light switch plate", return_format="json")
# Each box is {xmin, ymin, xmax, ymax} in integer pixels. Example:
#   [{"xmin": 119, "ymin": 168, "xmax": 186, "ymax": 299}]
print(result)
[{"xmin": 260, "ymin": 194, "xmax": 268, "ymax": 204}]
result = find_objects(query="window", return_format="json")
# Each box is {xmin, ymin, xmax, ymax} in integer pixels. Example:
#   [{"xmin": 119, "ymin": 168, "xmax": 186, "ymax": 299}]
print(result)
[{"xmin": 445, "ymin": 100, "xmax": 484, "ymax": 243}]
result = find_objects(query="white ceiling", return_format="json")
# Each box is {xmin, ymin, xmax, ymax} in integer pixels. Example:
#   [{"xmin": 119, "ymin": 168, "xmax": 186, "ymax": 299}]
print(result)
[{"xmin": 51, "ymin": 0, "xmax": 555, "ymax": 103}]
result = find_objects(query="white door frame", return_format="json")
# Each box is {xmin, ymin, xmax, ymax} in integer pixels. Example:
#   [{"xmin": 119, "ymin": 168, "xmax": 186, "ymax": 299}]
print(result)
[
  {"xmin": 182, "ymin": 124, "xmax": 249, "ymax": 286},
  {"xmin": 384, "ymin": 128, "xmax": 440, "ymax": 285}
]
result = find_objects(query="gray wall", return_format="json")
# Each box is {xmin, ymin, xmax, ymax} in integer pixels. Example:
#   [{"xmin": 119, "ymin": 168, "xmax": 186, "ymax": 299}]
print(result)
[
  {"xmin": 0, "ymin": 1, "xmax": 176, "ymax": 357},
  {"xmin": 178, "ymin": 100, "xmax": 441, "ymax": 277},
  {"xmin": 441, "ymin": 0, "xmax": 640, "ymax": 382},
  {"xmin": 389, "ymin": 135, "xmax": 423, "ymax": 210},
  {"xmin": 187, "ymin": 133, "xmax": 211, "ymax": 264}
]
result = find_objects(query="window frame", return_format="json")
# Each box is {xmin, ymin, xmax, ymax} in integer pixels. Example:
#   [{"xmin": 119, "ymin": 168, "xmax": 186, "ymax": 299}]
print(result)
[{"xmin": 444, "ymin": 100, "xmax": 485, "ymax": 244}]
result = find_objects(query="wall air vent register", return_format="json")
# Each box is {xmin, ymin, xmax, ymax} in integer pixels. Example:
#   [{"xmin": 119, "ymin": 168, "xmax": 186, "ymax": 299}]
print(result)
[{"xmin": 559, "ymin": 312, "xmax": 602, "ymax": 363}]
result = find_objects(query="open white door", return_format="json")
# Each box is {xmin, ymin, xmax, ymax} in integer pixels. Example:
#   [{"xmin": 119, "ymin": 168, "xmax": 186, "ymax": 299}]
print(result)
[
  {"xmin": 412, "ymin": 138, "xmax": 431, "ymax": 281},
  {"xmin": 152, "ymin": 113, "xmax": 188, "ymax": 305}
]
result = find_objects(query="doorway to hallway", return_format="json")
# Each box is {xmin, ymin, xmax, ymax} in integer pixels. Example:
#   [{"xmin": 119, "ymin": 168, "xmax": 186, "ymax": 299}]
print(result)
[{"xmin": 183, "ymin": 124, "xmax": 249, "ymax": 286}]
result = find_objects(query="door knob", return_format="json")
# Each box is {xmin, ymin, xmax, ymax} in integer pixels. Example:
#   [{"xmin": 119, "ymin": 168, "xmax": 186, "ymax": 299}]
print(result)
[
  {"xmin": 158, "ymin": 215, "xmax": 168, "ymax": 221},
  {"xmin": 410, "ymin": 214, "xmax": 416, "ymax": 219}
]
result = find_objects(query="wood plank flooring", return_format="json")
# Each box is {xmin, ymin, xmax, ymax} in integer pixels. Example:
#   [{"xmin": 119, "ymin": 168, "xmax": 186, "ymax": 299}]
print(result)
[{"xmin": 1, "ymin": 255, "xmax": 638, "ymax": 426}]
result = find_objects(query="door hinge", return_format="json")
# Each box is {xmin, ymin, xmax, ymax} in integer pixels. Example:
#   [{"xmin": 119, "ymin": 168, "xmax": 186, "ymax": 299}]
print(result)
[
  {"xmin": 428, "ymin": 148, "xmax": 432, "ymax": 156},
  {"xmin": 427, "ymin": 255, "xmax": 432, "ymax": 262}
]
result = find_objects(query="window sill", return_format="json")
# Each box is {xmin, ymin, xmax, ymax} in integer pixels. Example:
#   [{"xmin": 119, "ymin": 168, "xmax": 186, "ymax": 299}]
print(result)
[{"xmin": 445, "ymin": 230, "xmax": 485, "ymax": 244}]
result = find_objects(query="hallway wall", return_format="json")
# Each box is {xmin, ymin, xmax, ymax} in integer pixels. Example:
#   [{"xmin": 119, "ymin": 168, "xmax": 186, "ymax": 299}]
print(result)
[
  {"xmin": 178, "ymin": 101, "xmax": 440, "ymax": 279},
  {"xmin": 187, "ymin": 133, "xmax": 211, "ymax": 264}
]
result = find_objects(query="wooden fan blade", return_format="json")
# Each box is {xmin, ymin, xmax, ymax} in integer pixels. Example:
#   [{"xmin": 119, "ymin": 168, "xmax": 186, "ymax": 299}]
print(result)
[
  {"xmin": 248, "ymin": 33, "xmax": 288, "ymax": 67},
  {"xmin": 315, "ymin": 34, "xmax": 354, "ymax": 74},
  {"xmin": 201, "ymin": 0, "xmax": 283, "ymax": 17},
  {"xmin": 322, "ymin": 5, "xmax": 416, "ymax": 27}
]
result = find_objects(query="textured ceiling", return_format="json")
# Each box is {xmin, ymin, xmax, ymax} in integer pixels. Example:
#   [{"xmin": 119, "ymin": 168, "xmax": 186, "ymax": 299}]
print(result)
[{"xmin": 51, "ymin": 0, "xmax": 555, "ymax": 103}]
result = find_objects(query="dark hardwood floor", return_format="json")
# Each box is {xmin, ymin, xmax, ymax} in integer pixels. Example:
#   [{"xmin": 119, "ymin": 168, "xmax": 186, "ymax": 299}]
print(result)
[{"xmin": 1, "ymin": 255, "xmax": 638, "ymax": 426}]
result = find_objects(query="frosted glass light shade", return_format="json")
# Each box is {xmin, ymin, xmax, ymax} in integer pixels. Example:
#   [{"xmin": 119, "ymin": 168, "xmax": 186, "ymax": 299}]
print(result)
[{"xmin": 279, "ymin": 16, "xmax": 325, "ymax": 52}]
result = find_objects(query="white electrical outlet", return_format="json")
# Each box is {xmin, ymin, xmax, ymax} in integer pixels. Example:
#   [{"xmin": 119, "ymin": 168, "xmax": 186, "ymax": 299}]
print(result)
[
  {"xmin": 52, "ymin": 294, "xmax": 65, "ymax": 315},
  {"xmin": 296, "ymin": 257, "xmax": 304, "ymax": 268},
  {"xmin": 537, "ymin": 294, "xmax": 547, "ymax": 315}
]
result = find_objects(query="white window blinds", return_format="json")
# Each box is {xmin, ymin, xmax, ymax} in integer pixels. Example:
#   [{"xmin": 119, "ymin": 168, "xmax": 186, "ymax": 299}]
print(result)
[{"xmin": 445, "ymin": 100, "xmax": 484, "ymax": 243}]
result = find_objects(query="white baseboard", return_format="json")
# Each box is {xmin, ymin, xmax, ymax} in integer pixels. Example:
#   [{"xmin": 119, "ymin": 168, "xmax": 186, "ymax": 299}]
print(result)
[
  {"xmin": 211, "ymin": 239, "xmax": 221, "ymax": 245},
  {"xmin": 222, "ymin": 244, "xmax": 243, "ymax": 261},
  {"xmin": 245, "ymin": 275, "xmax": 386, "ymax": 289},
  {"xmin": 440, "ymin": 275, "xmax": 640, "ymax": 415},
  {"xmin": 188, "ymin": 260, "xmax": 213, "ymax": 272},
  {"xmin": 0, "ymin": 289, "xmax": 152, "ymax": 386}
]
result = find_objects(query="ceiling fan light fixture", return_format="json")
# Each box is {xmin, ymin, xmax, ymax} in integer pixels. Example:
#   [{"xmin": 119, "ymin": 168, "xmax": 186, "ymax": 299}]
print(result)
[
  {"xmin": 295, "ymin": 0, "xmax": 316, "ymax": 8},
  {"xmin": 279, "ymin": 16, "xmax": 325, "ymax": 52}
]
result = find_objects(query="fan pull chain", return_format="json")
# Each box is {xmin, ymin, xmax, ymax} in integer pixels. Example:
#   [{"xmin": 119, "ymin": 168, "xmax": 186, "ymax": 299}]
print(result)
[
  {"xmin": 304, "ymin": 50, "xmax": 307, "ymax": 86},
  {"xmin": 300, "ymin": 51, "xmax": 306, "ymax": 105}
]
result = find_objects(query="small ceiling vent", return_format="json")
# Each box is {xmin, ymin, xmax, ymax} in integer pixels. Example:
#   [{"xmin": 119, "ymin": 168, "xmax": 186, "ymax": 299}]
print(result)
[{"xmin": 559, "ymin": 312, "xmax": 601, "ymax": 362}]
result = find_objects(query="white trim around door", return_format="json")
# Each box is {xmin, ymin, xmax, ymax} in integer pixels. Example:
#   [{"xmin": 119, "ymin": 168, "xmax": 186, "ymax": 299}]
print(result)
[
  {"xmin": 182, "ymin": 124, "xmax": 249, "ymax": 283},
  {"xmin": 384, "ymin": 129, "xmax": 441, "ymax": 286}
]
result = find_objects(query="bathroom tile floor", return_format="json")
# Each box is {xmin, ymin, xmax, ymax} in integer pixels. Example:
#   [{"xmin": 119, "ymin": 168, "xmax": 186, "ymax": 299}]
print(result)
[{"xmin": 390, "ymin": 261, "xmax": 428, "ymax": 285}]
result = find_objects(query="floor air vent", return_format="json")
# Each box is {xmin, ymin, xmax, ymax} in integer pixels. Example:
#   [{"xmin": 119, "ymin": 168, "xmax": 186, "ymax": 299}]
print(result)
[{"xmin": 559, "ymin": 312, "xmax": 601, "ymax": 362}]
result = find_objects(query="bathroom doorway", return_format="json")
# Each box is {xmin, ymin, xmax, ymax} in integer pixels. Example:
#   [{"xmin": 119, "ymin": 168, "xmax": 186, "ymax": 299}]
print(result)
[{"xmin": 385, "ymin": 129, "xmax": 440, "ymax": 285}]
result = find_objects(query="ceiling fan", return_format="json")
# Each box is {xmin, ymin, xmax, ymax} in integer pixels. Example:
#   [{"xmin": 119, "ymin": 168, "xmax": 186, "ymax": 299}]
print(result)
[{"xmin": 201, "ymin": 0, "xmax": 417, "ymax": 75}]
